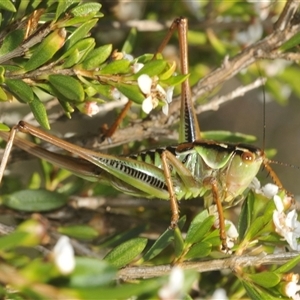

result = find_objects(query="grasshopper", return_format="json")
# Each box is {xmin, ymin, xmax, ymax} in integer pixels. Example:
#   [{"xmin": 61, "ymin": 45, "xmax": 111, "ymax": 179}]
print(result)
[{"xmin": 0, "ymin": 18, "xmax": 286, "ymax": 250}]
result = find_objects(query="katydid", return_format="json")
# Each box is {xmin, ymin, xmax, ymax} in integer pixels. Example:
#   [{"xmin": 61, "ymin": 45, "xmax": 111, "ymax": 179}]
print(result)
[{"xmin": 0, "ymin": 18, "xmax": 287, "ymax": 250}]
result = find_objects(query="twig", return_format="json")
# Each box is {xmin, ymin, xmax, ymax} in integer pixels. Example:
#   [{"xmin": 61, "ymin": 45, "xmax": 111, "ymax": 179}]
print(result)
[
  {"xmin": 274, "ymin": 0, "xmax": 299, "ymax": 30},
  {"xmin": 118, "ymin": 252, "xmax": 300, "ymax": 280},
  {"xmin": 196, "ymin": 77, "xmax": 267, "ymax": 114}
]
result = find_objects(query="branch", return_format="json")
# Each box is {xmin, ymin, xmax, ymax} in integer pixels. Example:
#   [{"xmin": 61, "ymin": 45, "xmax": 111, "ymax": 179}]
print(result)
[
  {"xmin": 118, "ymin": 252, "xmax": 300, "ymax": 280},
  {"xmin": 196, "ymin": 77, "xmax": 267, "ymax": 114},
  {"xmin": 274, "ymin": 0, "xmax": 300, "ymax": 30}
]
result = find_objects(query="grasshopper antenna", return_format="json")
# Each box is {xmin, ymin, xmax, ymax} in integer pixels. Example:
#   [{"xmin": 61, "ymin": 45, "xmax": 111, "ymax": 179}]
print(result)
[{"xmin": 256, "ymin": 63, "xmax": 266, "ymax": 152}]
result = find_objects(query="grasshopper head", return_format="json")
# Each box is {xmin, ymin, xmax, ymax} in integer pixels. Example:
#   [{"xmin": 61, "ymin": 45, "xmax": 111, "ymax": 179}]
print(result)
[
  {"xmin": 224, "ymin": 144, "xmax": 264, "ymax": 202},
  {"xmin": 195, "ymin": 141, "xmax": 264, "ymax": 204}
]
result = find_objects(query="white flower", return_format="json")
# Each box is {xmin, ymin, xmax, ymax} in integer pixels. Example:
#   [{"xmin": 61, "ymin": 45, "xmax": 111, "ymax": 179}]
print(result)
[
  {"xmin": 132, "ymin": 62, "xmax": 144, "ymax": 73},
  {"xmin": 84, "ymin": 101, "xmax": 100, "ymax": 117},
  {"xmin": 273, "ymin": 195, "xmax": 300, "ymax": 251},
  {"xmin": 211, "ymin": 288, "xmax": 228, "ymax": 300},
  {"xmin": 137, "ymin": 74, "xmax": 174, "ymax": 115},
  {"xmin": 225, "ymin": 220, "xmax": 239, "ymax": 249},
  {"xmin": 111, "ymin": 88, "xmax": 128, "ymax": 102},
  {"xmin": 261, "ymin": 183, "xmax": 279, "ymax": 199},
  {"xmin": 53, "ymin": 236, "xmax": 75, "ymax": 275},
  {"xmin": 138, "ymin": 74, "xmax": 152, "ymax": 94},
  {"xmin": 142, "ymin": 95, "xmax": 154, "ymax": 114},
  {"xmin": 285, "ymin": 281, "xmax": 300, "ymax": 299},
  {"xmin": 158, "ymin": 266, "xmax": 184, "ymax": 300},
  {"xmin": 122, "ymin": 52, "xmax": 134, "ymax": 62},
  {"xmin": 157, "ymin": 84, "xmax": 174, "ymax": 116}
]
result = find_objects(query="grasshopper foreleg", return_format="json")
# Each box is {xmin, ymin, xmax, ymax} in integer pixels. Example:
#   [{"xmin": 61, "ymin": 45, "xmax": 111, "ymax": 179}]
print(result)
[
  {"xmin": 161, "ymin": 149, "xmax": 200, "ymax": 229},
  {"xmin": 203, "ymin": 177, "xmax": 228, "ymax": 251}
]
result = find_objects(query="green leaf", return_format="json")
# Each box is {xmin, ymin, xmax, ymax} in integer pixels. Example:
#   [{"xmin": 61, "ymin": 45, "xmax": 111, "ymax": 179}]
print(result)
[
  {"xmin": 82, "ymin": 44, "xmax": 112, "ymax": 70},
  {"xmin": 184, "ymin": 241, "xmax": 212, "ymax": 260},
  {"xmin": 29, "ymin": 95, "xmax": 50, "ymax": 129},
  {"xmin": 0, "ymin": 29, "xmax": 24, "ymax": 56},
  {"xmin": 238, "ymin": 191, "xmax": 255, "ymax": 239},
  {"xmin": 56, "ymin": 0, "xmax": 80, "ymax": 20},
  {"xmin": 0, "ymin": 231, "xmax": 28, "ymax": 250},
  {"xmin": 61, "ymin": 38, "xmax": 96, "ymax": 67},
  {"xmin": 58, "ymin": 225, "xmax": 98, "ymax": 240},
  {"xmin": 143, "ymin": 227, "xmax": 174, "ymax": 261},
  {"xmin": 159, "ymin": 61, "xmax": 176, "ymax": 80},
  {"xmin": 243, "ymin": 216, "xmax": 267, "ymax": 241},
  {"xmin": 275, "ymin": 254, "xmax": 300, "ymax": 273},
  {"xmin": 0, "ymin": 0, "xmax": 16, "ymax": 12},
  {"xmin": 0, "ymin": 123, "xmax": 10, "ymax": 131},
  {"xmin": 71, "ymin": 2, "xmax": 102, "ymax": 17},
  {"xmin": 121, "ymin": 27, "xmax": 137, "ymax": 54},
  {"xmin": 5, "ymin": 79, "xmax": 34, "ymax": 103},
  {"xmin": 100, "ymin": 225, "xmax": 147, "ymax": 249},
  {"xmin": 174, "ymin": 226, "xmax": 185, "ymax": 258},
  {"xmin": 2, "ymin": 189, "xmax": 68, "ymax": 212},
  {"xmin": 65, "ymin": 19, "xmax": 98, "ymax": 49},
  {"xmin": 280, "ymin": 32, "xmax": 300, "ymax": 52},
  {"xmin": 248, "ymin": 272, "xmax": 281, "ymax": 288},
  {"xmin": 242, "ymin": 281, "xmax": 270, "ymax": 300},
  {"xmin": 24, "ymin": 29, "xmax": 66, "ymax": 72},
  {"xmin": 99, "ymin": 59, "xmax": 131, "ymax": 75},
  {"xmin": 185, "ymin": 210, "xmax": 214, "ymax": 245},
  {"xmin": 134, "ymin": 60, "xmax": 167, "ymax": 78},
  {"xmin": 21, "ymin": 259, "xmax": 54, "ymax": 283},
  {"xmin": 206, "ymin": 29, "xmax": 226, "ymax": 55},
  {"xmin": 116, "ymin": 83, "xmax": 144, "ymax": 104},
  {"xmin": 0, "ymin": 65, "xmax": 5, "ymax": 83},
  {"xmin": 70, "ymin": 278, "xmax": 163, "ymax": 299},
  {"xmin": 0, "ymin": 87, "xmax": 7, "ymax": 101},
  {"xmin": 161, "ymin": 74, "xmax": 189, "ymax": 86},
  {"xmin": 104, "ymin": 237, "xmax": 147, "ymax": 268},
  {"xmin": 69, "ymin": 258, "xmax": 116, "ymax": 288},
  {"xmin": 49, "ymin": 75, "xmax": 85, "ymax": 102}
]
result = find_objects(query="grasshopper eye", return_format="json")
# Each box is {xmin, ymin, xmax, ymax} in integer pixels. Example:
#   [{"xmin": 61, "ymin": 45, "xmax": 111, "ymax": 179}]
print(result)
[{"xmin": 241, "ymin": 151, "xmax": 255, "ymax": 163}]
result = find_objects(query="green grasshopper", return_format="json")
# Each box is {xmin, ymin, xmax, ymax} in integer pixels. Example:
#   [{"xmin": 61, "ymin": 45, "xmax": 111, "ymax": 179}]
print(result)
[{"xmin": 0, "ymin": 18, "xmax": 285, "ymax": 250}]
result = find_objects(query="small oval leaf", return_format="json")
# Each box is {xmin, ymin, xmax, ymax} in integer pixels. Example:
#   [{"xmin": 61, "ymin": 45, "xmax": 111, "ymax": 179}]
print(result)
[
  {"xmin": 82, "ymin": 44, "xmax": 113, "ymax": 70},
  {"xmin": 65, "ymin": 19, "xmax": 98, "ymax": 49},
  {"xmin": 104, "ymin": 237, "xmax": 147, "ymax": 268},
  {"xmin": 49, "ymin": 75, "xmax": 85, "ymax": 102},
  {"xmin": 24, "ymin": 29, "xmax": 66, "ymax": 72},
  {"xmin": 248, "ymin": 272, "xmax": 281, "ymax": 288},
  {"xmin": 0, "ymin": 87, "xmax": 8, "ymax": 101},
  {"xmin": 71, "ymin": 2, "xmax": 102, "ymax": 17},
  {"xmin": 185, "ymin": 210, "xmax": 214, "ymax": 245},
  {"xmin": 58, "ymin": 225, "xmax": 98, "ymax": 240},
  {"xmin": 185, "ymin": 241, "xmax": 212, "ymax": 260},
  {"xmin": 69, "ymin": 257, "xmax": 116, "ymax": 288},
  {"xmin": 100, "ymin": 59, "xmax": 131, "ymax": 75},
  {"xmin": 5, "ymin": 79, "xmax": 34, "ymax": 103},
  {"xmin": 2, "ymin": 189, "xmax": 67, "ymax": 212},
  {"xmin": 29, "ymin": 95, "xmax": 50, "ymax": 129},
  {"xmin": 0, "ymin": 0, "xmax": 16, "ymax": 12},
  {"xmin": 0, "ymin": 29, "xmax": 24, "ymax": 56},
  {"xmin": 134, "ymin": 60, "xmax": 167, "ymax": 78},
  {"xmin": 0, "ymin": 123, "xmax": 10, "ymax": 131},
  {"xmin": 116, "ymin": 84, "xmax": 144, "ymax": 104}
]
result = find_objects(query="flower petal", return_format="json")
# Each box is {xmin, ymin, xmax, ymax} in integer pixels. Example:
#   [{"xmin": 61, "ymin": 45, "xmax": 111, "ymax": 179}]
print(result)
[
  {"xmin": 138, "ymin": 74, "xmax": 152, "ymax": 94},
  {"xmin": 142, "ymin": 96, "xmax": 153, "ymax": 114},
  {"xmin": 166, "ymin": 86, "xmax": 174, "ymax": 103},
  {"xmin": 53, "ymin": 236, "xmax": 75, "ymax": 275},
  {"xmin": 162, "ymin": 101, "xmax": 169, "ymax": 115}
]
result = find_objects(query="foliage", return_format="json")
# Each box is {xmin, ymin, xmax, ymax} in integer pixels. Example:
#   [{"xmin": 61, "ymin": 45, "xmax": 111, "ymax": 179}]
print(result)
[{"xmin": 0, "ymin": 1, "xmax": 300, "ymax": 299}]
